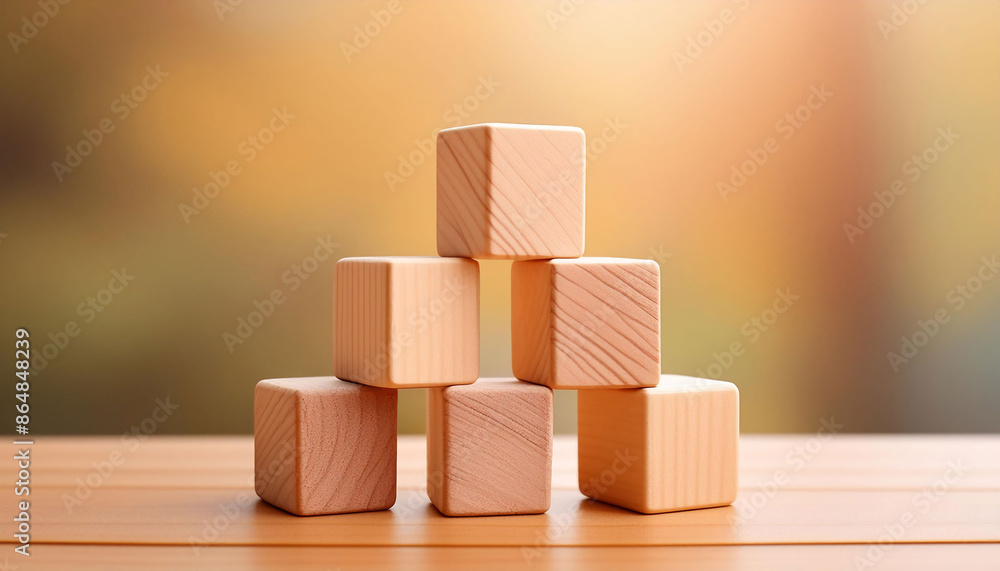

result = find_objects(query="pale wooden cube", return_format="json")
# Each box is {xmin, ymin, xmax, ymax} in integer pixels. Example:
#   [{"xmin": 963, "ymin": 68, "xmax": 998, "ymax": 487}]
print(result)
[
  {"xmin": 427, "ymin": 378, "xmax": 553, "ymax": 516},
  {"xmin": 512, "ymin": 257, "xmax": 660, "ymax": 389},
  {"xmin": 334, "ymin": 257, "xmax": 479, "ymax": 388},
  {"xmin": 578, "ymin": 375, "xmax": 739, "ymax": 514},
  {"xmin": 253, "ymin": 377, "xmax": 396, "ymax": 516},
  {"xmin": 437, "ymin": 123, "xmax": 586, "ymax": 260}
]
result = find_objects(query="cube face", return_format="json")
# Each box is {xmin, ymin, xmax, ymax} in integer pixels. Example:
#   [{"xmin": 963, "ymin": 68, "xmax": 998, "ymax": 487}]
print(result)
[
  {"xmin": 578, "ymin": 375, "xmax": 739, "ymax": 514},
  {"xmin": 427, "ymin": 378, "xmax": 553, "ymax": 516},
  {"xmin": 254, "ymin": 377, "xmax": 397, "ymax": 516},
  {"xmin": 512, "ymin": 257, "xmax": 660, "ymax": 389},
  {"xmin": 334, "ymin": 257, "xmax": 479, "ymax": 388},
  {"xmin": 437, "ymin": 123, "xmax": 586, "ymax": 260}
]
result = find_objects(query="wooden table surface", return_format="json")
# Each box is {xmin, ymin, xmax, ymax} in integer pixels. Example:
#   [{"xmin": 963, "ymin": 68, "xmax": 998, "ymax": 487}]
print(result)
[{"xmin": 2, "ymin": 435, "xmax": 998, "ymax": 570}]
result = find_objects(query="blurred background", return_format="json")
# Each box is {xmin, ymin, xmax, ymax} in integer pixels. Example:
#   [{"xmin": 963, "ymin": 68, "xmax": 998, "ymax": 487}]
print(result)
[{"xmin": 1, "ymin": 0, "xmax": 997, "ymax": 435}]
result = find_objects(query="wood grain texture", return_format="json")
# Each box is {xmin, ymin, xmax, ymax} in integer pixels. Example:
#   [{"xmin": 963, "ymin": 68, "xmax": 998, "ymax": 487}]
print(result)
[
  {"xmin": 11, "ymin": 488, "xmax": 999, "ymax": 546},
  {"xmin": 7, "ymin": 435, "xmax": 999, "ymax": 492},
  {"xmin": 427, "ymin": 378, "xmax": 553, "ymax": 516},
  {"xmin": 4, "ymin": 436, "xmax": 1000, "ymax": 551},
  {"xmin": 24, "ymin": 544, "xmax": 1000, "ymax": 571},
  {"xmin": 578, "ymin": 375, "xmax": 739, "ymax": 514},
  {"xmin": 254, "ymin": 377, "xmax": 397, "ymax": 515},
  {"xmin": 512, "ymin": 257, "xmax": 660, "ymax": 389},
  {"xmin": 437, "ymin": 123, "xmax": 586, "ymax": 260},
  {"xmin": 334, "ymin": 257, "xmax": 479, "ymax": 388}
]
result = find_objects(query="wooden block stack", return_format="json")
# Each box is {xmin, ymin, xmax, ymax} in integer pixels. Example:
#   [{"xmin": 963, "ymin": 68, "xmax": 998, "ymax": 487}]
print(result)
[{"xmin": 253, "ymin": 122, "xmax": 739, "ymax": 517}]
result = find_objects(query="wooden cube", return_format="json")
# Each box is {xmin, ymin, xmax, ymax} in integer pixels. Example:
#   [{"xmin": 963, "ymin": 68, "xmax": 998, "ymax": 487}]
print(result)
[
  {"xmin": 427, "ymin": 378, "xmax": 553, "ymax": 516},
  {"xmin": 577, "ymin": 375, "xmax": 739, "ymax": 514},
  {"xmin": 334, "ymin": 257, "xmax": 479, "ymax": 388},
  {"xmin": 253, "ymin": 377, "xmax": 397, "ymax": 516},
  {"xmin": 512, "ymin": 257, "xmax": 660, "ymax": 389},
  {"xmin": 437, "ymin": 123, "xmax": 586, "ymax": 260}
]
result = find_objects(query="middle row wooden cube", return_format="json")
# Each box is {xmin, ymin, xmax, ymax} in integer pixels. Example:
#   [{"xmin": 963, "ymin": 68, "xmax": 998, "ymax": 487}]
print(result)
[
  {"xmin": 512, "ymin": 257, "xmax": 661, "ymax": 389},
  {"xmin": 334, "ymin": 256, "xmax": 660, "ymax": 390},
  {"xmin": 334, "ymin": 256, "xmax": 479, "ymax": 388}
]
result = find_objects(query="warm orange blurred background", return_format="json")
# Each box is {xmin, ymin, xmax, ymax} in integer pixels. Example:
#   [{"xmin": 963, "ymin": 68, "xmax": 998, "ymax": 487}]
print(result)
[{"xmin": 1, "ymin": 0, "xmax": 997, "ymax": 435}]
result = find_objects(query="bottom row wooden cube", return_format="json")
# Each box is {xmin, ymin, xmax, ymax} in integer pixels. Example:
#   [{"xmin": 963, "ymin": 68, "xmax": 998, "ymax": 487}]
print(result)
[
  {"xmin": 578, "ymin": 374, "xmax": 739, "ymax": 514},
  {"xmin": 254, "ymin": 376, "xmax": 396, "ymax": 516},
  {"xmin": 427, "ymin": 377, "xmax": 553, "ymax": 516},
  {"xmin": 253, "ymin": 374, "xmax": 734, "ymax": 518}
]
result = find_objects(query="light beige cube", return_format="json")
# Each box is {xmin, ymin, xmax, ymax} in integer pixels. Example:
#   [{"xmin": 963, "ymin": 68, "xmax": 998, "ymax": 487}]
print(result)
[
  {"xmin": 427, "ymin": 378, "xmax": 553, "ymax": 516},
  {"xmin": 512, "ymin": 257, "xmax": 660, "ymax": 389},
  {"xmin": 578, "ymin": 375, "xmax": 739, "ymax": 514},
  {"xmin": 254, "ymin": 377, "xmax": 397, "ymax": 516},
  {"xmin": 437, "ymin": 123, "xmax": 585, "ymax": 260},
  {"xmin": 334, "ymin": 257, "xmax": 479, "ymax": 388}
]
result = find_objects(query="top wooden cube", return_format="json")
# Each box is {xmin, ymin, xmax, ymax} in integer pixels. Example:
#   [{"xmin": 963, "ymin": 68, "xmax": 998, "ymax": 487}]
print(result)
[{"xmin": 437, "ymin": 123, "xmax": 586, "ymax": 260}]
